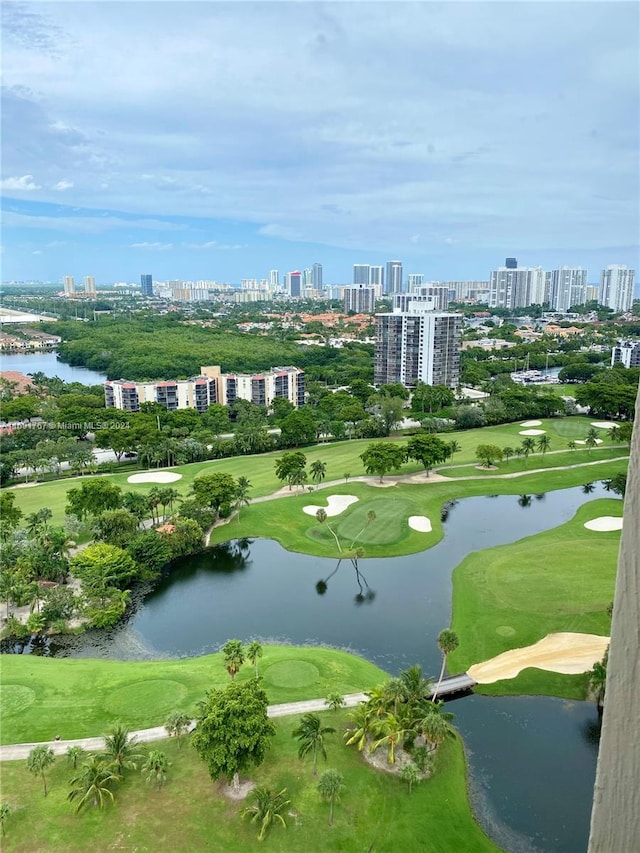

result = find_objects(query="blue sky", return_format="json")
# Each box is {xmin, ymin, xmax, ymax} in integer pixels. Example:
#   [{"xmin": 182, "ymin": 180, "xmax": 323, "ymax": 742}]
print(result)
[{"xmin": 1, "ymin": 1, "xmax": 638, "ymax": 285}]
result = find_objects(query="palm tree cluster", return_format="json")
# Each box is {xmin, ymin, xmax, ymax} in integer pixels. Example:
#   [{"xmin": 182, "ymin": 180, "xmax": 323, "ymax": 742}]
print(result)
[
  {"xmin": 220, "ymin": 638, "xmax": 264, "ymax": 680},
  {"xmin": 344, "ymin": 665, "xmax": 453, "ymax": 767}
]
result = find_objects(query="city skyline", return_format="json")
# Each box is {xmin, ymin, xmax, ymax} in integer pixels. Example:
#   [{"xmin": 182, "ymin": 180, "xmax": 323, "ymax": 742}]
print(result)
[{"xmin": 1, "ymin": 2, "xmax": 638, "ymax": 281}]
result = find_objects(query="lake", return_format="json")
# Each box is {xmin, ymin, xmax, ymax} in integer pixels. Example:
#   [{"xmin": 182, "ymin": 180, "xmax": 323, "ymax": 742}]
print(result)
[
  {"xmin": 32, "ymin": 484, "xmax": 613, "ymax": 853},
  {"xmin": 0, "ymin": 351, "xmax": 107, "ymax": 386}
]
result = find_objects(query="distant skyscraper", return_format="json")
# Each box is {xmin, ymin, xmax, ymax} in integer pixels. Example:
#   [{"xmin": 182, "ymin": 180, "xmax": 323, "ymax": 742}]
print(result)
[
  {"xmin": 63, "ymin": 276, "xmax": 75, "ymax": 296},
  {"xmin": 140, "ymin": 274, "xmax": 153, "ymax": 296},
  {"xmin": 489, "ymin": 266, "xmax": 545, "ymax": 309},
  {"xmin": 505, "ymin": 257, "xmax": 518, "ymax": 269},
  {"xmin": 353, "ymin": 264, "xmax": 370, "ymax": 285},
  {"xmin": 312, "ymin": 263, "xmax": 323, "ymax": 290},
  {"xmin": 386, "ymin": 260, "xmax": 403, "ymax": 293},
  {"xmin": 369, "ymin": 266, "xmax": 384, "ymax": 288},
  {"xmin": 303, "ymin": 268, "xmax": 313, "ymax": 287},
  {"xmin": 288, "ymin": 271, "xmax": 302, "ymax": 297},
  {"xmin": 269, "ymin": 270, "xmax": 279, "ymax": 289},
  {"xmin": 344, "ymin": 284, "xmax": 376, "ymax": 314},
  {"xmin": 547, "ymin": 266, "xmax": 587, "ymax": 312},
  {"xmin": 375, "ymin": 300, "xmax": 462, "ymax": 388},
  {"xmin": 599, "ymin": 266, "xmax": 635, "ymax": 313},
  {"xmin": 84, "ymin": 276, "xmax": 96, "ymax": 296},
  {"xmin": 407, "ymin": 274, "xmax": 425, "ymax": 288}
]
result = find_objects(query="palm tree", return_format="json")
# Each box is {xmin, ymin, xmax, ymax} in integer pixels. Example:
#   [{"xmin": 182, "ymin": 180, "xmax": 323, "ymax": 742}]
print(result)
[
  {"xmin": 371, "ymin": 712, "xmax": 410, "ymax": 765},
  {"xmin": 399, "ymin": 664, "xmax": 432, "ymax": 707},
  {"xmin": 383, "ymin": 677, "xmax": 405, "ymax": 716},
  {"xmin": 401, "ymin": 763, "xmax": 419, "ymax": 794},
  {"xmin": 221, "ymin": 638, "xmax": 245, "ymax": 679},
  {"xmin": 68, "ymin": 756, "xmax": 122, "ymax": 812},
  {"xmin": 518, "ymin": 494, "xmax": 532, "ymax": 508},
  {"xmin": 0, "ymin": 802, "xmax": 10, "ymax": 838},
  {"xmin": 343, "ymin": 703, "xmax": 374, "ymax": 752},
  {"xmin": 521, "ymin": 437, "xmax": 536, "ymax": 459},
  {"xmin": 324, "ymin": 692, "xmax": 346, "ymax": 713},
  {"xmin": 589, "ymin": 647, "xmax": 609, "ymax": 711},
  {"xmin": 101, "ymin": 724, "xmax": 143, "ymax": 774},
  {"xmin": 318, "ymin": 769, "xmax": 344, "ymax": 826},
  {"xmin": 26, "ymin": 745, "xmax": 55, "ymax": 797},
  {"xmin": 164, "ymin": 711, "xmax": 192, "ymax": 748},
  {"xmin": 537, "ymin": 435, "xmax": 551, "ymax": 456},
  {"xmin": 502, "ymin": 446, "xmax": 514, "ymax": 464},
  {"xmin": 567, "ymin": 439, "xmax": 577, "ymax": 450},
  {"xmin": 246, "ymin": 640, "xmax": 263, "ymax": 676},
  {"xmin": 585, "ymin": 428, "xmax": 600, "ymax": 452},
  {"xmin": 292, "ymin": 713, "xmax": 336, "ymax": 775},
  {"xmin": 142, "ymin": 750, "xmax": 170, "ymax": 789},
  {"xmin": 419, "ymin": 707, "xmax": 450, "ymax": 752},
  {"xmin": 315, "ymin": 507, "xmax": 342, "ymax": 553},
  {"xmin": 234, "ymin": 477, "xmax": 251, "ymax": 520},
  {"xmin": 241, "ymin": 786, "xmax": 290, "ymax": 841},
  {"xmin": 433, "ymin": 628, "xmax": 459, "ymax": 701},
  {"xmin": 582, "ymin": 482, "xmax": 596, "ymax": 494},
  {"xmin": 66, "ymin": 745, "xmax": 86, "ymax": 769},
  {"xmin": 447, "ymin": 440, "xmax": 461, "ymax": 461},
  {"xmin": 310, "ymin": 460, "xmax": 327, "ymax": 486}
]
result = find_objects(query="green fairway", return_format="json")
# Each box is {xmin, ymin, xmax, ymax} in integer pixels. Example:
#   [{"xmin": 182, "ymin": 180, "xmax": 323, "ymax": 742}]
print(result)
[
  {"xmin": 208, "ymin": 458, "xmax": 628, "ymax": 558},
  {"xmin": 448, "ymin": 498, "xmax": 621, "ymax": 698},
  {"xmin": 5, "ymin": 416, "xmax": 625, "ymax": 528},
  {"xmin": 0, "ymin": 712, "xmax": 500, "ymax": 853},
  {"xmin": 0, "ymin": 647, "xmax": 386, "ymax": 745}
]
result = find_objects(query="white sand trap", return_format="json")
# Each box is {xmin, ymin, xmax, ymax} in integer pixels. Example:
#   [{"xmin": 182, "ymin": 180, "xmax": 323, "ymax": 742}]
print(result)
[
  {"xmin": 591, "ymin": 421, "xmax": 616, "ymax": 429},
  {"xmin": 127, "ymin": 472, "xmax": 183, "ymax": 484},
  {"xmin": 519, "ymin": 429, "xmax": 546, "ymax": 436},
  {"xmin": 468, "ymin": 632, "xmax": 610, "ymax": 684},
  {"xmin": 520, "ymin": 420, "xmax": 542, "ymax": 427},
  {"xmin": 303, "ymin": 495, "xmax": 359, "ymax": 517},
  {"xmin": 408, "ymin": 516, "xmax": 432, "ymax": 533},
  {"xmin": 584, "ymin": 516, "xmax": 623, "ymax": 532},
  {"xmin": 574, "ymin": 438, "xmax": 603, "ymax": 445}
]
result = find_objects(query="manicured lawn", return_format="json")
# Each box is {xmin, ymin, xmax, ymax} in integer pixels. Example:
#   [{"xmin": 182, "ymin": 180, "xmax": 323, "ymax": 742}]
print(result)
[
  {"xmin": 0, "ymin": 646, "xmax": 387, "ymax": 745},
  {"xmin": 438, "ymin": 446, "xmax": 627, "ymax": 477},
  {"xmin": 209, "ymin": 459, "xmax": 629, "ymax": 558},
  {"xmin": 5, "ymin": 417, "xmax": 625, "ymax": 527},
  {"xmin": 448, "ymin": 498, "xmax": 621, "ymax": 699},
  {"xmin": 0, "ymin": 711, "xmax": 500, "ymax": 853}
]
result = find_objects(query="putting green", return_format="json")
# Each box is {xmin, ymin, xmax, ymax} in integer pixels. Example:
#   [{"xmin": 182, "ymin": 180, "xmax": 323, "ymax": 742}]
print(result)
[
  {"xmin": 333, "ymin": 497, "xmax": 416, "ymax": 545},
  {"xmin": 262, "ymin": 660, "xmax": 320, "ymax": 688},
  {"xmin": 0, "ymin": 684, "xmax": 37, "ymax": 716},
  {"xmin": 548, "ymin": 420, "xmax": 594, "ymax": 438}
]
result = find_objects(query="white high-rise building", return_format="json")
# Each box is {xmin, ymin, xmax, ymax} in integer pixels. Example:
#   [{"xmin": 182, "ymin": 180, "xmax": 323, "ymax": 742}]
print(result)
[
  {"xmin": 407, "ymin": 274, "xmax": 425, "ymax": 288},
  {"xmin": 546, "ymin": 267, "xmax": 587, "ymax": 312},
  {"xmin": 386, "ymin": 260, "xmax": 403, "ymax": 293},
  {"xmin": 312, "ymin": 263, "xmax": 323, "ymax": 290},
  {"xmin": 600, "ymin": 266, "xmax": 636, "ymax": 313},
  {"xmin": 489, "ymin": 266, "xmax": 546, "ymax": 309},
  {"xmin": 63, "ymin": 276, "xmax": 75, "ymax": 296},
  {"xmin": 269, "ymin": 270, "xmax": 279, "ymax": 289},
  {"xmin": 611, "ymin": 340, "xmax": 640, "ymax": 368},
  {"xmin": 369, "ymin": 266, "xmax": 384, "ymax": 288},
  {"xmin": 353, "ymin": 264, "xmax": 370, "ymax": 285},
  {"xmin": 374, "ymin": 300, "xmax": 462, "ymax": 389},
  {"xmin": 84, "ymin": 276, "xmax": 96, "ymax": 296},
  {"xmin": 344, "ymin": 284, "xmax": 376, "ymax": 314}
]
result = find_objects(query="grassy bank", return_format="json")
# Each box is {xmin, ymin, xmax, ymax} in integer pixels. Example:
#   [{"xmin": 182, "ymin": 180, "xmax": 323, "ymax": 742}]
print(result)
[
  {"xmin": 0, "ymin": 646, "xmax": 387, "ymax": 745},
  {"xmin": 449, "ymin": 498, "xmax": 621, "ymax": 698},
  {"xmin": 0, "ymin": 711, "xmax": 501, "ymax": 853}
]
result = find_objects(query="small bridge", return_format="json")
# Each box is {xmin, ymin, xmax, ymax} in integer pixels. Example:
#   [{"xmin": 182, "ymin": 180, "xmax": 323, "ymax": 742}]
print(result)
[{"xmin": 428, "ymin": 673, "xmax": 476, "ymax": 700}]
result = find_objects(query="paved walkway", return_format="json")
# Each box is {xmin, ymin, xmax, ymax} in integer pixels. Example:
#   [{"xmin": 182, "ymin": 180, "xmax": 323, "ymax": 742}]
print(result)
[{"xmin": 0, "ymin": 693, "xmax": 369, "ymax": 762}]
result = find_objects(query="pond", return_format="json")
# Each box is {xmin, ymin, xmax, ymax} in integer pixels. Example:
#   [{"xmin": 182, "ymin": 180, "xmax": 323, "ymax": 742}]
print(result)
[
  {"xmin": 26, "ymin": 483, "xmax": 613, "ymax": 852},
  {"xmin": 0, "ymin": 351, "xmax": 107, "ymax": 386}
]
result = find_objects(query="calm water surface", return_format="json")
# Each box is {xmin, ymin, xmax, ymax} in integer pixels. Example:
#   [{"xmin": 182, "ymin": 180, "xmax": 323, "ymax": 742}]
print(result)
[
  {"xmin": 0, "ymin": 351, "xmax": 107, "ymax": 385},
  {"xmin": 36, "ymin": 485, "xmax": 613, "ymax": 853}
]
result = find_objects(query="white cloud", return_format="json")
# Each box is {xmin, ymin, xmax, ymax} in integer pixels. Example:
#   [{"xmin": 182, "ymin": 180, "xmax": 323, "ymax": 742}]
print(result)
[
  {"xmin": 1, "ymin": 174, "xmax": 41, "ymax": 191},
  {"xmin": 32, "ymin": 250, "xmax": 43, "ymax": 255},
  {"xmin": 53, "ymin": 180, "xmax": 74, "ymax": 190},
  {"xmin": 130, "ymin": 242, "xmax": 173, "ymax": 250}
]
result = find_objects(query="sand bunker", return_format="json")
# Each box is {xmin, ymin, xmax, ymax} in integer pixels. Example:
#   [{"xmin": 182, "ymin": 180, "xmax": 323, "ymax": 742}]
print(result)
[
  {"xmin": 584, "ymin": 516, "xmax": 623, "ymax": 532},
  {"xmin": 590, "ymin": 421, "xmax": 616, "ymax": 429},
  {"xmin": 127, "ymin": 472, "xmax": 183, "ymax": 484},
  {"xmin": 303, "ymin": 495, "xmax": 359, "ymax": 517},
  {"xmin": 574, "ymin": 438, "xmax": 603, "ymax": 445},
  {"xmin": 520, "ymin": 420, "xmax": 542, "ymax": 427},
  {"xmin": 408, "ymin": 516, "xmax": 432, "ymax": 533},
  {"xmin": 468, "ymin": 632, "xmax": 610, "ymax": 684},
  {"xmin": 519, "ymin": 429, "xmax": 546, "ymax": 436}
]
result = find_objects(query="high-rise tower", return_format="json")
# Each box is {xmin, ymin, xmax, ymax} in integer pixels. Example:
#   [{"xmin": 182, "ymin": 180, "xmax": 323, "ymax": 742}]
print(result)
[
  {"xmin": 599, "ymin": 266, "xmax": 635, "ymax": 312},
  {"xmin": 140, "ymin": 274, "xmax": 153, "ymax": 296},
  {"xmin": 386, "ymin": 260, "xmax": 403, "ymax": 293}
]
